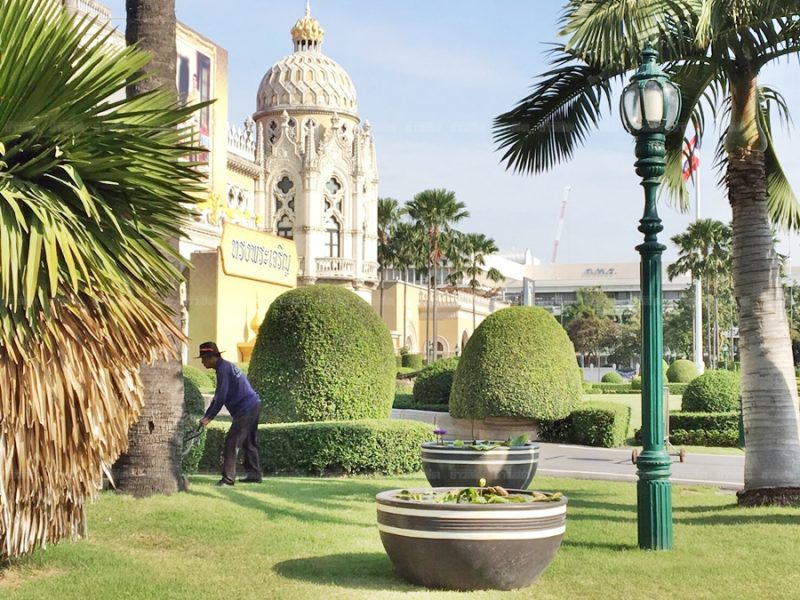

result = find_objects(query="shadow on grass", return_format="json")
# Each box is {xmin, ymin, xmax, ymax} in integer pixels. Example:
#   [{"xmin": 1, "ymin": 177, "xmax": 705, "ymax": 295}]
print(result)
[
  {"xmin": 273, "ymin": 552, "xmax": 414, "ymax": 591},
  {"xmin": 562, "ymin": 540, "xmax": 637, "ymax": 551},
  {"xmin": 676, "ymin": 513, "xmax": 800, "ymax": 526}
]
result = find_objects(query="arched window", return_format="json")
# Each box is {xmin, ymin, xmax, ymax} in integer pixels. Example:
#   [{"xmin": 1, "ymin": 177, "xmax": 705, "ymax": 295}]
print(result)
[
  {"xmin": 325, "ymin": 216, "xmax": 340, "ymax": 258},
  {"xmin": 276, "ymin": 215, "xmax": 293, "ymax": 239},
  {"xmin": 274, "ymin": 175, "xmax": 295, "ymax": 213},
  {"xmin": 324, "ymin": 176, "xmax": 343, "ymax": 212}
]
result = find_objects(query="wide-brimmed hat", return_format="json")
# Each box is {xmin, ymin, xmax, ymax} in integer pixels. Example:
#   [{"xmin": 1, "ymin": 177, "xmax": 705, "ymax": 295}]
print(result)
[{"xmin": 195, "ymin": 341, "xmax": 224, "ymax": 358}]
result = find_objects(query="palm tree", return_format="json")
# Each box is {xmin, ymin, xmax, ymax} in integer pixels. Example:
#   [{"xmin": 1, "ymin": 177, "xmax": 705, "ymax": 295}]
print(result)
[
  {"xmin": 493, "ymin": 0, "xmax": 800, "ymax": 505},
  {"xmin": 406, "ymin": 189, "xmax": 469, "ymax": 362},
  {"xmin": 112, "ymin": 0, "xmax": 186, "ymax": 498},
  {"xmin": 377, "ymin": 197, "xmax": 403, "ymax": 318},
  {"xmin": 667, "ymin": 219, "xmax": 732, "ymax": 369},
  {"xmin": 0, "ymin": 0, "xmax": 203, "ymax": 559},
  {"xmin": 446, "ymin": 233, "xmax": 505, "ymax": 331},
  {"xmin": 391, "ymin": 220, "xmax": 427, "ymax": 348}
]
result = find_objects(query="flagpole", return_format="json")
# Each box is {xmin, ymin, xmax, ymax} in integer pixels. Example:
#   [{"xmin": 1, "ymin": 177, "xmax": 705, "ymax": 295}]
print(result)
[{"xmin": 692, "ymin": 149, "xmax": 705, "ymax": 374}]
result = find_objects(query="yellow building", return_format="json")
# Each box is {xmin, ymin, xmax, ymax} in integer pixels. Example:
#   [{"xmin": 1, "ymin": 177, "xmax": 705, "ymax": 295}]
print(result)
[{"xmin": 75, "ymin": 0, "xmax": 503, "ymax": 366}]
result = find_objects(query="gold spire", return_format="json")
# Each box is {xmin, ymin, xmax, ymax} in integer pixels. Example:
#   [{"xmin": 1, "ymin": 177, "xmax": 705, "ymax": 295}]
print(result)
[
  {"xmin": 250, "ymin": 296, "xmax": 261, "ymax": 337},
  {"xmin": 291, "ymin": 1, "xmax": 325, "ymax": 49}
]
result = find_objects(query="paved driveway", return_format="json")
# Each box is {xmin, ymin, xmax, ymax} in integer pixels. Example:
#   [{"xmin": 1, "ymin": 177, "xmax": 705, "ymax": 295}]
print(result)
[{"xmin": 536, "ymin": 442, "xmax": 745, "ymax": 490}]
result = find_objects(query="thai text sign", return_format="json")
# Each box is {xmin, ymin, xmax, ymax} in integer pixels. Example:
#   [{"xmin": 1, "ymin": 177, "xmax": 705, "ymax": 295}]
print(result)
[{"xmin": 220, "ymin": 223, "xmax": 298, "ymax": 287}]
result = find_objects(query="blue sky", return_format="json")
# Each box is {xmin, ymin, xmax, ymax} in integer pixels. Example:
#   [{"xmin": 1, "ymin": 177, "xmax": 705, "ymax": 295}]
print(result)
[{"xmin": 102, "ymin": 1, "xmax": 800, "ymax": 265}]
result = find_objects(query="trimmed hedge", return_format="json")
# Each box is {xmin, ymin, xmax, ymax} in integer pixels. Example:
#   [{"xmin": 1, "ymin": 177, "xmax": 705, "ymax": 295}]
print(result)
[
  {"xmin": 666, "ymin": 359, "xmax": 698, "ymax": 383},
  {"xmin": 183, "ymin": 364, "xmax": 213, "ymax": 391},
  {"xmin": 601, "ymin": 371, "xmax": 624, "ymax": 384},
  {"xmin": 183, "ymin": 376, "xmax": 206, "ymax": 415},
  {"xmin": 451, "ymin": 306, "xmax": 582, "ymax": 421},
  {"xmin": 249, "ymin": 285, "xmax": 396, "ymax": 422},
  {"xmin": 538, "ymin": 402, "xmax": 631, "ymax": 448},
  {"xmin": 682, "ymin": 370, "xmax": 740, "ymax": 412},
  {"xmin": 633, "ymin": 412, "xmax": 740, "ymax": 447},
  {"xmin": 402, "ymin": 353, "xmax": 423, "ymax": 369},
  {"xmin": 182, "ymin": 376, "xmax": 208, "ymax": 474},
  {"xmin": 585, "ymin": 383, "xmax": 633, "ymax": 394},
  {"xmin": 413, "ymin": 357, "xmax": 459, "ymax": 405},
  {"xmin": 198, "ymin": 419, "xmax": 434, "ymax": 476}
]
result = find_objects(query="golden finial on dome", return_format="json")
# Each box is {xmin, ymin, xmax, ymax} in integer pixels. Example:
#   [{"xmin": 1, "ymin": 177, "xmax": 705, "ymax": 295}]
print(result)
[{"xmin": 291, "ymin": 1, "xmax": 325, "ymax": 49}]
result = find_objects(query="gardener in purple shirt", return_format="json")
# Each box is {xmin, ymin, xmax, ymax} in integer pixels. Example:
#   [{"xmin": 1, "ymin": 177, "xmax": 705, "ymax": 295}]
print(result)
[{"xmin": 196, "ymin": 341, "xmax": 263, "ymax": 486}]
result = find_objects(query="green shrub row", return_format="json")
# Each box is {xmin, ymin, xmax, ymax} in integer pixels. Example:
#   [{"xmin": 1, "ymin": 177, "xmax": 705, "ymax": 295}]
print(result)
[
  {"xmin": 584, "ymin": 383, "xmax": 635, "ymax": 394},
  {"xmin": 583, "ymin": 382, "xmax": 688, "ymax": 395},
  {"xmin": 198, "ymin": 419, "xmax": 434, "ymax": 476},
  {"xmin": 669, "ymin": 428, "xmax": 739, "ymax": 447},
  {"xmin": 538, "ymin": 402, "xmax": 631, "ymax": 448},
  {"xmin": 633, "ymin": 412, "xmax": 741, "ymax": 447},
  {"xmin": 670, "ymin": 412, "xmax": 740, "ymax": 432}
]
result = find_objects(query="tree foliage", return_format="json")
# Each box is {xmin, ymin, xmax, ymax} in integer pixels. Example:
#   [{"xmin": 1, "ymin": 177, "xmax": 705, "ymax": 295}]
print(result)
[{"xmin": 0, "ymin": 0, "xmax": 203, "ymax": 559}]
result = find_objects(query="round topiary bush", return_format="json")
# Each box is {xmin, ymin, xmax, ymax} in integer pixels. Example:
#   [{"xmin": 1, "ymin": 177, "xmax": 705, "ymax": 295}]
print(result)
[
  {"xmin": 630, "ymin": 375, "xmax": 642, "ymax": 390},
  {"xmin": 666, "ymin": 359, "xmax": 699, "ymax": 383},
  {"xmin": 682, "ymin": 370, "xmax": 741, "ymax": 412},
  {"xmin": 249, "ymin": 285, "xmax": 396, "ymax": 422},
  {"xmin": 450, "ymin": 306, "xmax": 582, "ymax": 421},
  {"xmin": 413, "ymin": 357, "xmax": 459, "ymax": 405},
  {"xmin": 601, "ymin": 371, "xmax": 624, "ymax": 384}
]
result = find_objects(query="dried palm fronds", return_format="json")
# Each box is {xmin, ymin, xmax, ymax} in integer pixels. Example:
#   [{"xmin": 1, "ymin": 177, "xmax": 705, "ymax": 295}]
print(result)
[{"xmin": 0, "ymin": 0, "xmax": 204, "ymax": 560}]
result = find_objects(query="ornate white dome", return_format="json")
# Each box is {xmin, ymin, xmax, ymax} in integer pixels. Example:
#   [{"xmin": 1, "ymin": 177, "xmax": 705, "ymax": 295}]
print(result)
[{"xmin": 255, "ymin": 4, "xmax": 358, "ymax": 119}]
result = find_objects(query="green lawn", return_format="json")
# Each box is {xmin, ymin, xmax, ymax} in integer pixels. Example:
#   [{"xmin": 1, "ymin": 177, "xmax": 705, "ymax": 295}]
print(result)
[{"xmin": 1, "ymin": 475, "xmax": 798, "ymax": 599}]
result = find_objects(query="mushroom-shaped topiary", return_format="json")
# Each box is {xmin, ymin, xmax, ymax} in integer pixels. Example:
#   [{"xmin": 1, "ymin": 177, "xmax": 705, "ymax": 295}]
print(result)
[
  {"xmin": 666, "ymin": 359, "xmax": 699, "ymax": 383},
  {"xmin": 249, "ymin": 285, "xmax": 396, "ymax": 422},
  {"xmin": 682, "ymin": 370, "xmax": 741, "ymax": 412},
  {"xmin": 450, "ymin": 307, "xmax": 582, "ymax": 420},
  {"xmin": 601, "ymin": 371, "xmax": 624, "ymax": 384}
]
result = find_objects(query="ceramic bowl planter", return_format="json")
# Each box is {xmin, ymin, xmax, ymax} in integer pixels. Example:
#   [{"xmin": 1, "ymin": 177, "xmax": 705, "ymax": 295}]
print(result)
[
  {"xmin": 376, "ymin": 486, "xmax": 567, "ymax": 591},
  {"xmin": 421, "ymin": 439, "xmax": 540, "ymax": 490}
]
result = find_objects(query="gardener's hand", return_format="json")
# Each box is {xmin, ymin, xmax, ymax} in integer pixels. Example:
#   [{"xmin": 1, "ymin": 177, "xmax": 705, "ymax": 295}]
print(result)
[{"xmin": 199, "ymin": 417, "xmax": 210, "ymax": 428}]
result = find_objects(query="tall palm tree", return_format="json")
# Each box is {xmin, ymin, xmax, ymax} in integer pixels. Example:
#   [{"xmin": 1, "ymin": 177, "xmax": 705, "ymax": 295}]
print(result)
[
  {"xmin": 493, "ymin": 0, "xmax": 800, "ymax": 505},
  {"xmin": 377, "ymin": 197, "xmax": 403, "ymax": 318},
  {"xmin": 0, "ymin": 0, "xmax": 202, "ymax": 559},
  {"xmin": 112, "ymin": 0, "xmax": 185, "ymax": 498},
  {"xmin": 667, "ymin": 219, "xmax": 732, "ymax": 369},
  {"xmin": 446, "ymin": 233, "xmax": 505, "ymax": 331},
  {"xmin": 391, "ymin": 220, "xmax": 426, "ymax": 348},
  {"xmin": 406, "ymin": 189, "xmax": 469, "ymax": 362}
]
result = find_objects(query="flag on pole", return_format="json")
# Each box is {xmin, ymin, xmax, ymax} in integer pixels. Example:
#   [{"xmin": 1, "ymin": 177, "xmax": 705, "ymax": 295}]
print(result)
[{"xmin": 682, "ymin": 135, "xmax": 702, "ymax": 182}]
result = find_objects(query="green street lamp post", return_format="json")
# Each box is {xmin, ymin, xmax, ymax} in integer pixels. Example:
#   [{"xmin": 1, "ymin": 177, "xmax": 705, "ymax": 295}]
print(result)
[{"xmin": 620, "ymin": 43, "xmax": 681, "ymax": 550}]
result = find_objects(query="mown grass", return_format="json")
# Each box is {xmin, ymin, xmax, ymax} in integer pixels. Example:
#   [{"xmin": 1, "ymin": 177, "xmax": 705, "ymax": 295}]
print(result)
[{"xmin": 1, "ymin": 475, "xmax": 797, "ymax": 599}]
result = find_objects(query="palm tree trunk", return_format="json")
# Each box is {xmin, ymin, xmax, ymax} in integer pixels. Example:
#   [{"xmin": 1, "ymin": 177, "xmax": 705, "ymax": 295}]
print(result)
[
  {"xmin": 403, "ymin": 267, "xmax": 408, "ymax": 346},
  {"xmin": 379, "ymin": 267, "xmax": 384, "ymax": 318},
  {"xmin": 432, "ymin": 262, "xmax": 439, "ymax": 361},
  {"xmin": 113, "ymin": 0, "xmax": 185, "ymax": 497},
  {"xmin": 729, "ymin": 150, "xmax": 800, "ymax": 505},
  {"xmin": 472, "ymin": 281, "xmax": 477, "ymax": 332}
]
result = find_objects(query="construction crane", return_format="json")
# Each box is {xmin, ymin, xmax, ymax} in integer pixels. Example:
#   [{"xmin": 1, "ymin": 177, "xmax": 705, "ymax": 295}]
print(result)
[{"xmin": 551, "ymin": 186, "xmax": 571, "ymax": 263}]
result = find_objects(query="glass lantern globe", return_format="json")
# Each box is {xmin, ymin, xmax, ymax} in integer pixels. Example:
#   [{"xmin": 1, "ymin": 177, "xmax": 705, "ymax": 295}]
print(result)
[{"xmin": 620, "ymin": 45, "xmax": 681, "ymax": 135}]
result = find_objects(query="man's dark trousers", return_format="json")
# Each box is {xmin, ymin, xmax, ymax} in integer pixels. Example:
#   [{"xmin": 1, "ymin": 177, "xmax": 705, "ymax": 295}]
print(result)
[{"xmin": 221, "ymin": 405, "xmax": 262, "ymax": 483}]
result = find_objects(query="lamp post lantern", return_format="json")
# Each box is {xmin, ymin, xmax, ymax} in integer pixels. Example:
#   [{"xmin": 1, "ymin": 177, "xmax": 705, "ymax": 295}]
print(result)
[{"xmin": 620, "ymin": 43, "xmax": 681, "ymax": 550}]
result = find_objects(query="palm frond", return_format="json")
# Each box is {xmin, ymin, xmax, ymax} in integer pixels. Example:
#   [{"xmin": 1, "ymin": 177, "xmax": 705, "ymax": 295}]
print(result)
[
  {"xmin": 493, "ymin": 56, "xmax": 621, "ymax": 174},
  {"xmin": 560, "ymin": 0, "xmax": 703, "ymax": 68}
]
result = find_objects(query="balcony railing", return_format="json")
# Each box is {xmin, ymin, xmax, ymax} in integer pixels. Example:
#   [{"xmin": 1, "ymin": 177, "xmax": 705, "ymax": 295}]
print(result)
[{"xmin": 316, "ymin": 257, "xmax": 356, "ymax": 279}]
